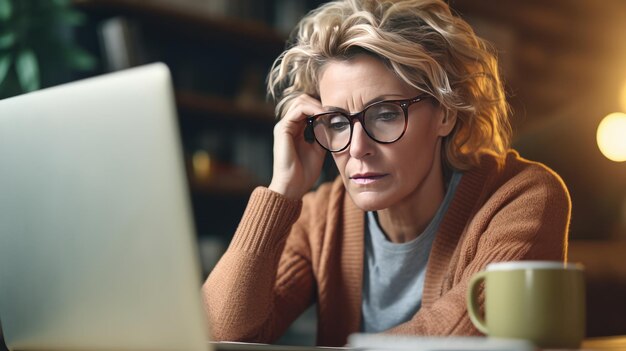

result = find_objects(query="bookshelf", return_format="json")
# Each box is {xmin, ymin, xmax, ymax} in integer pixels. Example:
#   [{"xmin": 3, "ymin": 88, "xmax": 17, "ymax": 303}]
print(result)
[
  {"xmin": 176, "ymin": 91, "xmax": 275, "ymax": 124},
  {"xmin": 73, "ymin": 0, "xmax": 286, "ymax": 56},
  {"xmin": 73, "ymin": 0, "xmax": 288, "ymax": 245}
]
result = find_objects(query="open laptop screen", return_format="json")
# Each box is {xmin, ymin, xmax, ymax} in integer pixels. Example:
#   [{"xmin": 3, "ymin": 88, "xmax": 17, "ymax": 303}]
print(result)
[{"xmin": 0, "ymin": 63, "xmax": 209, "ymax": 351}]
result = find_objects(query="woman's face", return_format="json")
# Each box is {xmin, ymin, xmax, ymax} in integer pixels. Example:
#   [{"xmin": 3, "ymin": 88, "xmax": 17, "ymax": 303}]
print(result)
[{"xmin": 318, "ymin": 54, "xmax": 453, "ymax": 211}]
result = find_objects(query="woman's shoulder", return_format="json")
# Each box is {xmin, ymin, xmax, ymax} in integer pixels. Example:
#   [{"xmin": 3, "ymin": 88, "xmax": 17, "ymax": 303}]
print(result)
[
  {"xmin": 472, "ymin": 149, "xmax": 570, "ymax": 204},
  {"xmin": 474, "ymin": 149, "xmax": 564, "ymax": 183},
  {"xmin": 505, "ymin": 150, "xmax": 567, "ymax": 191}
]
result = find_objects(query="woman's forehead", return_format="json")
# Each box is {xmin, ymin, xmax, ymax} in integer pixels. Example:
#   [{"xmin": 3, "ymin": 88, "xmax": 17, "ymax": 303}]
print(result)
[{"xmin": 318, "ymin": 55, "xmax": 416, "ymax": 109}]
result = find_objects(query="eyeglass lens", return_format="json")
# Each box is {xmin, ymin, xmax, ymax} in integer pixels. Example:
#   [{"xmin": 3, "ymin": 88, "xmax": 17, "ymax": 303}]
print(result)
[{"xmin": 311, "ymin": 102, "xmax": 406, "ymax": 152}]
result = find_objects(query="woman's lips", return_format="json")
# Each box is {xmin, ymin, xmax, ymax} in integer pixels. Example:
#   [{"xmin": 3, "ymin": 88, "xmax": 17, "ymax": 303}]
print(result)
[{"xmin": 350, "ymin": 173, "xmax": 387, "ymax": 185}]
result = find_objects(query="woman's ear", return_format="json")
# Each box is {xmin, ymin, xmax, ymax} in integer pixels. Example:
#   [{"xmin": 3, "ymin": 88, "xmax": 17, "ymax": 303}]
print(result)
[{"xmin": 437, "ymin": 108, "xmax": 457, "ymax": 137}]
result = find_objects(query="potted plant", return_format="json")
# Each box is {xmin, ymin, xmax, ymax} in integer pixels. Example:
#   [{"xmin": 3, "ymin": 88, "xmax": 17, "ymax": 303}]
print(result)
[{"xmin": 0, "ymin": 0, "xmax": 96, "ymax": 99}]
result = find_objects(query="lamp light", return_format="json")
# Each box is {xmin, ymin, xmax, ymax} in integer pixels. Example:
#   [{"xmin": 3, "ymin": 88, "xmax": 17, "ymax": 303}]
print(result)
[{"xmin": 597, "ymin": 112, "xmax": 626, "ymax": 162}]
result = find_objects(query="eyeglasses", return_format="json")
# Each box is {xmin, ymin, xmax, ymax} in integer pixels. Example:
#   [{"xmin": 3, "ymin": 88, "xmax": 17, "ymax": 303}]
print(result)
[{"xmin": 306, "ymin": 94, "xmax": 430, "ymax": 152}]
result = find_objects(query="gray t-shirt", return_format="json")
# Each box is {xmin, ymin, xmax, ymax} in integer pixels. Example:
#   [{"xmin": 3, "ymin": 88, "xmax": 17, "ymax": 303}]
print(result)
[{"xmin": 361, "ymin": 171, "xmax": 462, "ymax": 333}]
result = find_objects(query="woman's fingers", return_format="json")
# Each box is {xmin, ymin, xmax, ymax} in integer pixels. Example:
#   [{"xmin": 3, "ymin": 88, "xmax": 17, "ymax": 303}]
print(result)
[
  {"xmin": 278, "ymin": 96, "xmax": 324, "ymax": 136},
  {"xmin": 268, "ymin": 94, "xmax": 327, "ymax": 199}
]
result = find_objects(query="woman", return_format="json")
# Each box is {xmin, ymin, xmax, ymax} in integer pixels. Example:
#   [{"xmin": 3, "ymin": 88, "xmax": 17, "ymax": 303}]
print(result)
[{"xmin": 203, "ymin": 0, "xmax": 571, "ymax": 346}]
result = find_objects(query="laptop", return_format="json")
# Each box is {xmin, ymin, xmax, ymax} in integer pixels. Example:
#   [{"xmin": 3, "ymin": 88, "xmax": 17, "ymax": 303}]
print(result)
[{"xmin": 0, "ymin": 63, "xmax": 216, "ymax": 351}]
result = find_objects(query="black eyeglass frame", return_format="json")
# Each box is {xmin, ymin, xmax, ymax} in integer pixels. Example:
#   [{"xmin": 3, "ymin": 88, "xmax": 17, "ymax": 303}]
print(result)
[{"xmin": 306, "ymin": 93, "xmax": 431, "ymax": 152}]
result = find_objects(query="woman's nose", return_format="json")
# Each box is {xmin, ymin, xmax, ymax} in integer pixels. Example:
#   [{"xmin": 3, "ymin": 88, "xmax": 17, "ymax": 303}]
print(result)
[{"xmin": 349, "ymin": 121, "xmax": 375, "ymax": 159}]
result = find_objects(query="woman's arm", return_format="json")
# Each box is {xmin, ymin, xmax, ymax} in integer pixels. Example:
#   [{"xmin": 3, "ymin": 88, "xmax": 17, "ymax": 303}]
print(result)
[
  {"xmin": 203, "ymin": 93, "xmax": 329, "ymax": 342},
  {"xmin": 202, "ymin": 187, "xmax": 316, "ymax": 343}
]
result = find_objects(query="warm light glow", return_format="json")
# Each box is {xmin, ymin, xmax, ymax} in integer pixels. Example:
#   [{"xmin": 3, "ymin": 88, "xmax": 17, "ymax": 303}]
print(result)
[
  {"xmin": 192, "ymin": 150, "xmax": 212, "ymax": 179},
  {"xmin": 597, "ymin": 112, "xmax": 626, "ymax": 162},
  {"xmin": 621, "ymin": 82, "xmax": 626, "ymax": 111}
]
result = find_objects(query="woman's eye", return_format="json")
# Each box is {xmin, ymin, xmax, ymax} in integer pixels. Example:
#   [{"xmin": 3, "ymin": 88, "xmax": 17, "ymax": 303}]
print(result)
[
  {"xmin": 376, "ymin": 111, "xmax": 401, "ymax": 121},
  {"xmin": 327, "ymin": 115, "xmax": 349, "ymax": 131},
  {"xmin": 329, "ymin": 120, "xmax": 350, "ymax": 131}
]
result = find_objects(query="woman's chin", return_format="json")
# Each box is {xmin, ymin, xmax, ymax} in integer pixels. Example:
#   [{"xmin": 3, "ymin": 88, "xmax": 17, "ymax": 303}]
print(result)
[{"xmin": 347, "ymin": 190, "xmax": 395, "ymax": 212}]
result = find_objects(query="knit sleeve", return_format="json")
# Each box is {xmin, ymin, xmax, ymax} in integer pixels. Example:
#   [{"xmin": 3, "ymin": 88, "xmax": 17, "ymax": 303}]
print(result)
[
  {"xmin": 386, "ymin": 161, "xmax": 572, "ymax": 336},
  {"xmin": 201, "ymin": 186, "xmax": 316, "ymax": 343}
]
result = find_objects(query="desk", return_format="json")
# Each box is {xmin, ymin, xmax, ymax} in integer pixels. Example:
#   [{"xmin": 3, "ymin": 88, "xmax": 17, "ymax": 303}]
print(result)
[
  {"xmin": 581, "ymin": 335, "xmax": 626, "ymax": 350},
  {"xmin": 1, "ymin": 331, "xmax": 625, "ymax": 351}
]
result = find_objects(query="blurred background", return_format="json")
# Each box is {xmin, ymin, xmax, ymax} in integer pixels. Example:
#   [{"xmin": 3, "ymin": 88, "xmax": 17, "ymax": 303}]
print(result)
[{"xmin": 1, "ymin": 0, "xmax": 625, "ymax": 348}]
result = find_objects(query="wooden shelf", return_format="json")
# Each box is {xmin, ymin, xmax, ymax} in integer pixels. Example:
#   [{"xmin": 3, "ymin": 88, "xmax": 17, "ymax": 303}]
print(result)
[
  {"xmin": 188, "ymin": 167, "xmax": 261, "ymax": 197},
  {"xmin": 190, "ymin": 178, "xmax": 259, "ymax": 197},
  {"xmin": 73, "ymin": 0, "xmax": 286, "ymax": 58},
  {"xmin": 176, "ymin": 91, "xmax": 276, "ymax": 124}
]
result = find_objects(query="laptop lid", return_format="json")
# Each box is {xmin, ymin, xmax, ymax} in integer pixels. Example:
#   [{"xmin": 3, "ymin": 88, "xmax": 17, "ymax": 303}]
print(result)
[{"xmin": 0, "ymin": 63, "xmax": 210, "ymax": 351}]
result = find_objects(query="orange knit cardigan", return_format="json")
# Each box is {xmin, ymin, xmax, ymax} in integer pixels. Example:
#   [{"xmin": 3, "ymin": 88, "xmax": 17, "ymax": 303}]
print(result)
[{"xmin": 202, "ymin": 150, "xmax": 571, "ymax": 346}]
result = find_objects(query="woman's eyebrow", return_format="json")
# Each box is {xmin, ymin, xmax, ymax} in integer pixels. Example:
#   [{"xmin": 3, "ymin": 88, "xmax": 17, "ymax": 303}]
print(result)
[
  {"xmin": 322, "ymin": 94, "xmax": 406, "ymax": 113},
  {"xmin": 323, "ymin": 106, "xmax": 349, "ymax": 113}
]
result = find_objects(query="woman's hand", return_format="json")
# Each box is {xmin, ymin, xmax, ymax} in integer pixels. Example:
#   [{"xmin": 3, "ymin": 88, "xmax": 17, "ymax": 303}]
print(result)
[{"xmin": 268, "ymin": 94, "xmax": 327, "ymax": 200}]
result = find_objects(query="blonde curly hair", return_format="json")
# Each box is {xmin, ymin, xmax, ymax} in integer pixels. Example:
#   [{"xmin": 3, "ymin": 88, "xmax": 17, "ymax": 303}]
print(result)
[{"xmin": 267, "ymin": 0, "xmax": 511, "ymax": 170}]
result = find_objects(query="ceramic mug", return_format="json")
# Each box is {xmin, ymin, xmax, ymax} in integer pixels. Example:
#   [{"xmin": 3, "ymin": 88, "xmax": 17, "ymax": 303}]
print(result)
[{"xmin": 467, "ymin": 261, "xmax": 585, "ymax": 349}]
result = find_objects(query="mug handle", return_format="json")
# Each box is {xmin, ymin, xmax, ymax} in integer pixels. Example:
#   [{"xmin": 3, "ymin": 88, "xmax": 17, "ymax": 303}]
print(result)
[{"xmin": 467, "ymin": 271, "xmax": 489, "ymax": 334}]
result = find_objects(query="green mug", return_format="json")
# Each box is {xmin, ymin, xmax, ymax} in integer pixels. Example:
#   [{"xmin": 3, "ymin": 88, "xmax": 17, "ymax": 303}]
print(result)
[{"xmin": 467, "ymin": 261, "xmax": 585, "ymax": 349}]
